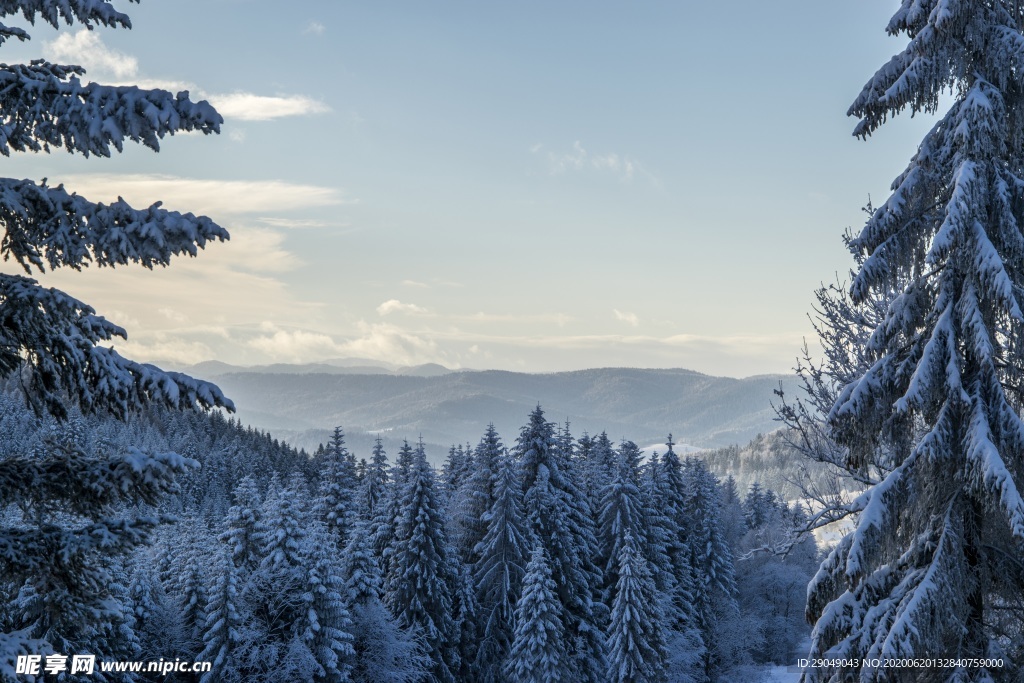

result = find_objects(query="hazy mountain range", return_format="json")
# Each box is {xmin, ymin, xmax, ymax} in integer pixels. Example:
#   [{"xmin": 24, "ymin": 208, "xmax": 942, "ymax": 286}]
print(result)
[{"xmin": 172, "ymin": 360, "xmax": 798, "ymax": 457}]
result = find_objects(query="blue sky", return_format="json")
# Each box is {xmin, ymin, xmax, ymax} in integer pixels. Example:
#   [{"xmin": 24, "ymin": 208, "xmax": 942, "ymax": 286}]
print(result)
[{"xmin": 4, "ymin": 0, "xmax": 936, "ymax": 376}]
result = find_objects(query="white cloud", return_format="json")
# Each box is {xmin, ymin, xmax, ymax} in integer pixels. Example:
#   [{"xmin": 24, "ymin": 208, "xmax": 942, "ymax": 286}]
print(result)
[
  {"xmin": 46, "ymin": 30, "xmax": 138, "ymax": 79},
  {"xmin": 208, "ymin": 93, "xmax": 330, "ymax": 121},
  {"xmin": 614, "ymin": 309, "xmax": 639, "ymax": 327},
  {"xmin": 337, "ymin": 322, "xmax": 445, "ymax": 367},
  {"xmin": 247, "ymin": 327, "xmax": 345, "ymax": 363},
  {"xmin": 59, "ymin": 174, "xmax": 348, "ymax": 216},
  {"xmin": 257, "ymin": 217, "xmax": 331, "ymax": 230},
  {"xmin": 401, "ymin": 280, "xmax": 429, "ymax": 289},
  {"xmin": 377, "ymin": 299, "xmax": 429, "ymax": 316},
  {"xmin": 114, "ymin": 334, "xmax": 215, "ymax": 366},
  {"xmin": 304, "ymin": 21, "xmax": 326, "ymax": 35}
]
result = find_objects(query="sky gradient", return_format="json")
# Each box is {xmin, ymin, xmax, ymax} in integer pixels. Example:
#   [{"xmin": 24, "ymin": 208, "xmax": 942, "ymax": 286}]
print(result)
[{"xmin": 1, "ymin": 0, "xmax": 935, "ymax": 377}]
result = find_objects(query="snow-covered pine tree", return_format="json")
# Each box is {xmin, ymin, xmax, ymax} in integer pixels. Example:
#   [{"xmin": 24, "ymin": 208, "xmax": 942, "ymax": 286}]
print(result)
[
  {"xmin": 806, "ymin": 2, "xmax": 1024, "ymax": 679},
  {"xmin": 315, "ymin": 426, "xmax": 357, "ymax": 546},
  {"xmin": 2, "ymin": 431, "xmax": 200, "ymax": 672},
  {"xmin": 342, "ymin": 521, "xmax": 384, "ymax": 606},
  {"xmin": 342, "ymin": 519, "xmax": 427, "ymax": 683},
  {"xmin": 638, "ymin": 453, "xmax": 675, "ymax": 599},
  {"xmin": 359, "ymin": 437, "xmax": 389, "ymax": 523},
  {"xmin": 372, "ymin": 439, "xmax": 415, "ymax": 579},
  {"xmin": 451, "ymin": 423, "xmax": 504, "ymax": 567},
  {"xmin": 583, "ymin": 431, "xmax": 616, "ymax": 513},
  {"xmin": 681, "ymin": 457, "xmax": 737, "ymax": 682},
  {"xmin": 473, "ymin": 451, "xmax": 530, "ymax": 683},
  {"xmin": 441, "ymin": 443, "xmax": 470, "ymax": 498},
  {"xmin": 504, "ymin": 545, "xmax": 565, "ymax": 683},
  {"xmin": 298, "ymin": 528, "xmax": 355, "ymax": 683},
  {"xmin": 598, "ymin": 440, "xmax": 648, "ymax": 601},
  {"xmin": 387, "ymin": 440, "xmax": 460, "ymax": 683},
  {"xmin": 516, "ymin": 406, "xmax": 605, "ymax": 681},
  {"xmin": 199, "ymin": 551, "xmax": 246, "ymax": 683},
  {"xmin": 654, "ymin": 437, "xmax": 701, "ymax": 639},
  {"xmin": 220, "ymin": 475, "xmax": 263, "ymax": 572},
  {"xmin": 248, "ymin": 473, "xmax": 310, "ymax": 652},
  {"xmin": 128, "ymin": 549, "xmax": 184, "ymax": 662},
  {"xmin": 178, "ymin": 522, "xmax": 213, "ymax": 656},
  {"xmin": 605, "ymin": 530, "xmax": 668, "ymax": 683}
]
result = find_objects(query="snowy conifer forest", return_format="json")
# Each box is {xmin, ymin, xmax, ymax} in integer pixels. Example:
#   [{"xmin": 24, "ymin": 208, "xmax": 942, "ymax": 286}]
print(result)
[
  {"xmin": 7, "ymin": 0, "xmax": 1024, "ymax": 682},
  {"xmin": 0, "ymin": 392, "xmax": 819, "ymax": 682}
]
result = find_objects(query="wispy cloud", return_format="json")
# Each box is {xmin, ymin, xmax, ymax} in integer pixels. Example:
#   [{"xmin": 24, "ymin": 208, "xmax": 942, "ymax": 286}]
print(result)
[
  {"xmin": 377, "ymin": 299, "xmax": 430, "ymax": 316},
  {"xmin": 614, "ymin": 309, "xmax": 639, "ymax": 327},
  {"xmin": 304, "ymin": 21, "xmax": 326, "ymax": 35},
  {"xmin": 59, "ymin": 174, "xmax": 348, "ymax": 216},
  {"xmin": 532, "ymin": 141, "xmax": 657, "ymax": 185},
  {"xmin": 208, "ymin": 93, "xmax": 330, "ymax": 122}
]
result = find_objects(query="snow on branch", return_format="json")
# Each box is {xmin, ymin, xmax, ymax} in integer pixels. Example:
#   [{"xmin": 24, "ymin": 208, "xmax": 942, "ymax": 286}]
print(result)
[
  {"xmin": 0, "ymin": 0, "xmax": 135, "ymax": 34},
  {"xmin": 0, "ymin": 60, "xmax": 221, "ymax": 157},
  {"xmin": 0, "ymin": 178, "xmax": 229, "ymax": 272}
]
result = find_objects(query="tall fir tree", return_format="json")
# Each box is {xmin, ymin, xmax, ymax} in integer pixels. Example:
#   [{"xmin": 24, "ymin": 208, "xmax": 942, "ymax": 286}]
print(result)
[
  {"xmin": 516, "ymin": 406, "xmax": 605, "ymax": 681},
  {"xmin": 199, "ymin": 551, "xmax": 245, "ymax": 683},
  {"xmin": 298, "ymin": 529, "xmax": 355, "ymax": 683},
  {"xmin": 315, "ymin": 426, "xmax": 357, "ymax": 546},
  {"xmin": 473, "ymin": 453, "xmax": 530, "ymax": 682},
  {"xmin": 681, "ymin": 457, "xmax": 737, "ymax": 682},
  {"xmin": 605, "ymin": 531, "xmax": 668, "ymax": 683},
  {"xmin": 504, "ymin": 546, "xmax": 565, "ymax": 683},
  {"xmin": 220, "ymin": 475, "xmax": 263, "ymax": 572},
  {"xmin": 451, "ymin": 423, "xmax": 504, "ymax": 567},
  {"xmin": 387, "ymin": 441, "xmax": 460, "ymax": 683},
  {"xmin": 807, "ymin": 2, "xmax": 1024, "ymax": 679},
  {"xmin": 598, "ymin": 441, "xmax": 648, "ymax": 600},
  {"xmin": 360, "ymin": 437, "xmax": 389, "ymax": 524}
]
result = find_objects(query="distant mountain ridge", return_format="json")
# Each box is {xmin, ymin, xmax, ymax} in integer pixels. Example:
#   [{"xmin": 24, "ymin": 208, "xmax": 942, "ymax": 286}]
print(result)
[{"xmin": 175, "ymin": 361, "xmax": 798, "ymax": 456}]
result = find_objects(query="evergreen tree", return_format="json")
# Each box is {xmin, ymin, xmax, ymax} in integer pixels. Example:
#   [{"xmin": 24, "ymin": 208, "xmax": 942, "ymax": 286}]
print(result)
[
  {"xmin": 341, "ymin": 521, "xmax": 383, "ymax": 606},
  {"xmin": 178, "ymin": 523, "xmax": 212, "ymax": 655},
  {"xmin": 315, "ymin": 426, "xmax": 357, "ymax": 546},
  {"xmin": 473, "ymin": 453, "xmax": 530, "ymax": 683},
  {"xmin": 806, "ymin": 2, "xmax": 1024, "ymax": 679},
  {"xmin": 681, "ymin": 457, "xmax": 737, "ymax": 682},
  {"xmin": 654, "ymin": 437, "xmax": 701, "ymax": 642},
  {"xmin": 516, "ymin": 406, "xmax": 605, "ymax": 681},
  {"xmin": 372, "ymin": 440, "xmax": 415, "ymax": 579},
  {"xmin": 2, "ymin": 427, "xmax": 197, "ymax": 670},
  {"xmin": 598, "ymin": 441, "xmax": 647, "ymax": 599},
  {"xmin": 129, "ymin": 550, "xmax": 184, "ymax": 663},
  {"xmin": 220, "ymin": 475, "xmax": 263, "ymax": 572},
  {"xmin": 505, "ymin": 546, "xmax": 565, "ymax": 683},
  {"xmin": 388, "ymin": 441, "xmax": 460, "ymax": 683},
  {"xmin": 359, "ymin": 437, "xmax": 389, "ymax": 523},
  {"xmin": 199, "ymin": 551, "xmax": 246, "ymax": 683},
  {"xmin": 299, "ymin": 530, "xmax": 355, "ymax": 683},
  {"xmin": 452, "ymin": 423, "xmax": 504, "ymax": 566},
  {"xmin": 343, "ymin": 521, "xmax": 426, "ymax": 683},
  {"xmin": 605, "ymin": 531, "xmax": 668, "ymax": 683}
]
